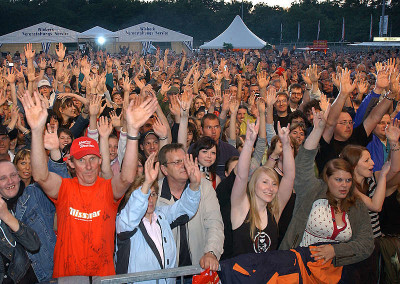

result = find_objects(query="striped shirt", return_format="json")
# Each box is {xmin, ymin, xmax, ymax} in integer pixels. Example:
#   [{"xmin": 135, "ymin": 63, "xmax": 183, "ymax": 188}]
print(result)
[{"xmin": 366, "ymin": 176, "xmax": 382, "ymax": 238}]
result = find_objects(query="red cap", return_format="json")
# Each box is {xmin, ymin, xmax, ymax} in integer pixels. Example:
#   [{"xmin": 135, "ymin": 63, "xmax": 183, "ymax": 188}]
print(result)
[
  {"xmin": 276, "ymin": 67, "xmax": 285, "ymax": 76},
  {"xmin": 70, "ymin": 137, "xmax": 101, "ymax": 160}
]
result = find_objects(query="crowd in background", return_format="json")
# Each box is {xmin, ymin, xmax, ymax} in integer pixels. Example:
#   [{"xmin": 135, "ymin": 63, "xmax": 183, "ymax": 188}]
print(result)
[{"xmin": 0, "ymin": 43, "xmax": 399, "ymax": 283}]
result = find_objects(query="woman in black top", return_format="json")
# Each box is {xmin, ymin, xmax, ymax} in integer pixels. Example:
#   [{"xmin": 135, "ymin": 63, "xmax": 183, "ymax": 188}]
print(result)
[{"xmin": 230, "ymin": 120, "xmax": 295, "ymax": 257}]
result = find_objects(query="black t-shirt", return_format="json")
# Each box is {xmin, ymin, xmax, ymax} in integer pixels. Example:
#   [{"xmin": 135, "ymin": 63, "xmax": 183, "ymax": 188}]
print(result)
[
  {"xmin": 379, "ymin": 190, "xmax": 400, "ymax": 235},
  {"xmin": 232, "ymin": 210, "xmax": 278, "ymax": 257},
  {"xmin": 316, "ymin": 124, "xmax": 372, "ymax": 173}
]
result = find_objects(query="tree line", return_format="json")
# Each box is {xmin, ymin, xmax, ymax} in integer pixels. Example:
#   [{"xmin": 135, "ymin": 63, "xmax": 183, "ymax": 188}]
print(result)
[{"xmin": 0, "ymin": 0, "xmax": 398, "ymax": 46}]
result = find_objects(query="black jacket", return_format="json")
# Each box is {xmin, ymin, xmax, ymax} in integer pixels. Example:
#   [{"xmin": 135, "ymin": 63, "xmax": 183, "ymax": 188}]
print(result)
[{"xmin": 0, "ymin": 219, "xmax": 40, "ymax": 283}]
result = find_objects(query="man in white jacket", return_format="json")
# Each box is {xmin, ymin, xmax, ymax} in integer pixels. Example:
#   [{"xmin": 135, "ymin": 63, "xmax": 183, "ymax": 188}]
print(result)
[{"xmin": 157, "ymin": 143, "xmax": 224, "ymax": 272}]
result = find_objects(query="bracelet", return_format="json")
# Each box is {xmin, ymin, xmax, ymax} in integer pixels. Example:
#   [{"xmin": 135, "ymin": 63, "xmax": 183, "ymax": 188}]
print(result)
[
  {"xmin": 208, "ymin": 251, "xmax": 217, "ymax": 259},
  {"xmin": 391, "ymin": 147, "xmax": 400, "ymax": 152},
  {"xmin": 127, "ymin": 133, "xmax": 141, "ymax": 140},
  {"xmin": 58, "ymin": 59, "xmax": 64, "ymax": 63},
  {"xmin": 384, "ymin": 92, "xmax": 395, "ymax": 101},
  {"xmin": 269, "ymin": 155, "xmax": 279, "ymax": 161},
  {"xmin": 159, "ymin": 136, "xmax": 168, "ymax": 140},
  {"xmin": 22, "ymin": 129, "xmax": 30, "ymax": 135}
]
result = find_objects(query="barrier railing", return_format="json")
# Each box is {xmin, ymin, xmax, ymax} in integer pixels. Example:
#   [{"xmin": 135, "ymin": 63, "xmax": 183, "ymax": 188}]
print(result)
[{"xmin": 93, "ymin": 265, "xmax": 204, "ymax": 284}]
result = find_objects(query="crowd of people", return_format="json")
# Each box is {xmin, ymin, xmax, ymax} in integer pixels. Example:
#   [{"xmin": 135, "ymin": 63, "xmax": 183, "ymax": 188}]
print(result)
[{"xmin": 0, "ymin": 43, "xmax": 399, "ymax": 283}]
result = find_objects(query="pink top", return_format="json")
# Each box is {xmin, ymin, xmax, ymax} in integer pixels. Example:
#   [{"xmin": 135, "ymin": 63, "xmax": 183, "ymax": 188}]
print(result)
[{"xmin": 142, "ymin": 212, "xmax": 164, "ymax": 266}]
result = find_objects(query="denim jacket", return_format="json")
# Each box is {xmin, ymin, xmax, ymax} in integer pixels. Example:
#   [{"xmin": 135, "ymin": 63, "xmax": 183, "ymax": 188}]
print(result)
[
  {"xmin": 14, "ymin": 158, "xmax": 68, "ymax": 282},
  {"xmin": 0, "ymin": 220, "xmax": 41, "ymax": 283},
  {"xmin": 15, "ymin": 184, "xmax": 56, "ymax": 282}
]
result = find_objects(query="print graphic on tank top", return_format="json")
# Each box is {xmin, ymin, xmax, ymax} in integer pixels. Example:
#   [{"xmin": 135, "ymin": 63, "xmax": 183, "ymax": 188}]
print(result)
[{"xmin": 253, "ymin": 231, "xmax": 271, "ymax": 253}]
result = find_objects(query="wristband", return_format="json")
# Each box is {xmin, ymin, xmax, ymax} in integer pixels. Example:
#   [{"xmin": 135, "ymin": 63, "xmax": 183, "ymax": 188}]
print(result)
[
  {"xmin": 58, "ymin": 59, "xmax": 64, "ymax": 63},
  {"xmin": 159, "ymin": 136, "xmax": 168, "ymax": 141},
  {"xmin": 127, "ymin": 133, "xmax": 141, "ymax": 140},
  {"xmin": 384, "ymin": 91, "xmax": 395, "ymax": 101},
  {"xmin": 208, "ymin": 251, "xmax": 217, "ymax": 259},
  {"xmin": 269, "ymin": 155, "xmax": 279, "ymax": 161}
]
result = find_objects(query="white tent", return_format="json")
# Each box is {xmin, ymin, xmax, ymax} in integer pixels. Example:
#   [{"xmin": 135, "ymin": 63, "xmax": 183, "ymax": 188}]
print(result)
[
  {"xmin": 116, "ymin": 22, "xmax": 193, "ymax": 50},
  {"xmin": 200, "ymin": 15, "xmax": 266, "ymax": 49},
  {"xmin": 79, "ymin": 26, "xmax": 117, "ymax": 39},
  {"xmin": 0, "ymin": 22, "xmax": 79, "ymax": 43}
]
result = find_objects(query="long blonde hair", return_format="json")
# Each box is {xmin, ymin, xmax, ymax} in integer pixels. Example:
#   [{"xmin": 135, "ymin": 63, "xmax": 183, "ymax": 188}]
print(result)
[{"xmin": 246, "ymin": 166, "xmax": 280, "ymax": 240}]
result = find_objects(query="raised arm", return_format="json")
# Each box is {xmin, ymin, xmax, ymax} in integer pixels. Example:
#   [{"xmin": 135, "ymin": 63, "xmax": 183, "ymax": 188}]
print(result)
[
  {"xmin": 363, "ymin": 66, "xmax": 399, "ymax": 136},
  {"xmin": 22, "ymin": 91, "xmax": 62, "ymax": 199},
  {"xmin": 231, "ymin": 120, "xmax": 259, "ymax": 209},
  {"xmin": 276, "ymin": 122, "xmax": 295, "ymax": 220},
  {"xmin": 97, "ymin": 116, "xmax": 113, "ymax": 179},
  {"xmin": 111, "ymin": 96, "xmax": 158, "ymax": 200},
  {"xmin": 177, "ymin": 89, "xmax": 193, "ymax": 150},
  {"xmin": 323, "ymin": 68, "xmax": 356, "ymax": 143}
]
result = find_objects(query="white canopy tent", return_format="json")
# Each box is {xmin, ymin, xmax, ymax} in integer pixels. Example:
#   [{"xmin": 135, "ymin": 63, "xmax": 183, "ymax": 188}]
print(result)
[
  {"xmin": 116, "ymin": 22, "xmax": 193, "ymax": 53},
  {"xmin": 0, "ymin": 22, "xmax": 79, "ymax": 43},
  {"xmin": 79, "ymin": 26, "xmax": 117, "ymax": 39},
  {"xmin": 200, "ymin": 15, "xmax": 266, "ymax": 49}
]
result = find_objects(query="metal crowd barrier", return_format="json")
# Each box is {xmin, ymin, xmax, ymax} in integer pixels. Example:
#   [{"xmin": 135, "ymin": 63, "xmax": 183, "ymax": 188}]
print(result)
[{"xmin": 93, "ymin": 265, "xmax": 204, "ymax": 284}]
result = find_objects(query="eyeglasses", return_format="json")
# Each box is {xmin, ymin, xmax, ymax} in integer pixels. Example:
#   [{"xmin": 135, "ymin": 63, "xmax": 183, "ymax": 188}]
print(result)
[
  {"xmin": 337, "ymin": 120, "xmax": 354, "ymax": 126},
  {"xmin": 149, "ymin": 192, "xmax": 158, "ymax": 198},
  {"xmin": 164, "ymin": 159, "xmax": 184, "ymax": 166}
]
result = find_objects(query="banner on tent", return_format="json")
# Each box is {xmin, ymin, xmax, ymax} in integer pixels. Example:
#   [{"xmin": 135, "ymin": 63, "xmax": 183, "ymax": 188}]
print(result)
[
  {"xmin": 183, "ymin": 41, "xmax": 192, "ymax": 51},
  {"xmin": 126, "ymin": 26, "xmax": 168, "ymax": 37},
  {"xmin": 41, "ymin": 42, "xmax": 51, "ymax": 53},
  {"xmin": 141, "ymin": 41, "xmax": 152, "ymax": 55}
]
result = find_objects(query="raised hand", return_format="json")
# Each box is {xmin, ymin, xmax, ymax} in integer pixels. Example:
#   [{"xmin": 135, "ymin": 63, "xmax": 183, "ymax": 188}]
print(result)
[
  {"xmin": 301, "ymin": 68, "xmax": 312, "ymax": 86},
  {"xmin": 169, "ymin": 95, "xmax": 181, "ymax": 118},
  {"xmin": 24, "ymin": 43, "xmax": 35, "ymax": 60},
  {"xmin": 21, "ymin": 91, "xmax": 48, "ymax": 131},
  {"xmin": 277, "ymin": 121, "xmax": 290, "ymax": 146},
  {"xmin": 245, "ymin": 120, "xmax": 260, "ymax": 143},
  {"xmin": 110, "ymin": 110, "xmax": 122, "ymax": 128},
  {"xmin": 389, "ymin": 66, "xmax": 400, "ymax": 95},
  {"xmin": 43, "ymin": 123, "xmax": 60, "ymax": 151},
  {"xmin": 229, "ymin": 95, "xmax": 239, "ymax": 114},
  {"xmin": 338, "ymin": 68, "xmax": 356, "ymax": 95},
  {"xmin": 5, "ymin": 68, "xmax": 16, "ymax": 84},
  {"xmin": 179, "ymin": 88, "xmax": 193, "ymax": 117},
  {"xmin": 152, "ymin": 115, "xmax": 168, "ymax": 138},
  {"xmin": 257, "ymin": 97, "xmax": 266, "ymax": 115},
  {"xmin": 312, "ymin": 105, "xmax": 330, "ymax": 130},
  {"xmin": 356, "ymin": 80, "xmax": 369, "ymax": 95},
  {"xmin": 125, "ymin": 96, "xmax": 158, "ymax": 132},
  {"xmin": 319, "ymin": 94, "xmax": 329, "ymax": 112},
  {"xmin": 309, "ymin": 64, "xmax": 321, "ymax": 83},
  {"xmin": 265, "ymin": 87, "xmax": 277, "ymax": 107},
  {"xmin": 385, "ymin": 119, "xmax": 400, "ymax": 143},
  {"xmin": 89, "ymin": 94, "xmax": 102, "ymax": 117},
  {"xmin": 55, "ymin": 43, "xmax": 66, "ymax": 60},
  {"xmin": 120, "ymin": 76, "xmax": 130, "ymax": 93},
  {"xmin": 97, "ymin": 116, "xmax": 113, "ymax": 138},
  {"xmin": 183, "ymin": 154, "xmax": 201, "ymax": 191},
  {"xmin": 38, "ymin": 58, "xmax": 47, "ymax": 70},
  {"xmin": 144, "ymin": 152, "xmax": 160, "ymax": 186},
  {"xmin": 257, "ymin": 70, "xmax": 270, "ymax": 89},
  {"xmin": 160, "ymin": 80, "xmax": 171, "ymax": 94}
]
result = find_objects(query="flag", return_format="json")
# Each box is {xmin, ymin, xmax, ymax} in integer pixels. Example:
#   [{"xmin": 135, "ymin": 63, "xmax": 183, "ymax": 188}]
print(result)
[
  {"xmin": 141, "ymin": 41, "xmax": 152, "ymax": 55},
  {"xmin": 41, "ymin": 42, "xmax": 51, "ymax": 54},
  {"xmin": 341, "ymin": 17, "xmax": 345, "ymax": 42},
  {"xmin": 297, "ymin": 22, "xmax": 300, "ymax": 42},
  {"xmin": 280, "ymin": 23, "xmax": 283, "ymax": 44},
  {"xmin": 317, "ymin": 20, "xmax": 320, "ymax": 40},
  {"xmin": 370, "ymin": 14, "xmax": 373, "ymax": 40}
]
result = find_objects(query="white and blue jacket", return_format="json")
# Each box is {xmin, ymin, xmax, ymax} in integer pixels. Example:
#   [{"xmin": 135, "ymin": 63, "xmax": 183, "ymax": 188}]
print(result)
[{"xmin": 115, "ymin": 185, "xmax": 200, "ymax": 284}]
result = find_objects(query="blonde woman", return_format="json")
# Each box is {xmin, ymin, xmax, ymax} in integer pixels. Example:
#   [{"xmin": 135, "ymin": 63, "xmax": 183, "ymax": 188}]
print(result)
[{"xmin": 230, "ymin": 121, "xmax": 295, "ymax": 256}]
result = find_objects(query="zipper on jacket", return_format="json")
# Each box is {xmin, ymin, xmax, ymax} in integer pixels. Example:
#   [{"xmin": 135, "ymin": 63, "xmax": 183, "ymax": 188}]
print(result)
[{"xmin": 291, "ymin": 234, "xmax": 299, "ymax": 249}]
